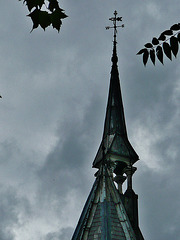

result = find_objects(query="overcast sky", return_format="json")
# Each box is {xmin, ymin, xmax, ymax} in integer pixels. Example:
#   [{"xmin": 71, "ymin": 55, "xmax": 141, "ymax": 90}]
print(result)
[{"xmin": 0, "ymin": 1, "xmax": 179, "ymax": 239}]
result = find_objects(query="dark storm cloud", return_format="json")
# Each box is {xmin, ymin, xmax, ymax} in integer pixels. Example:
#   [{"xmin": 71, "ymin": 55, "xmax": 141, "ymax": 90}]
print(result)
[
  {"xmin": 0, "ymin": 187, "xmax": 32, "ymax": 240},
  {"xmin": 0, "ymin": 189, "xmax": 17, "ymax": 240},
  {"xmin": 45, "ymin": 227, "xmax": 73, "ymax": 240},
  {"xmin": 135, "ymin": 166, "xmax": 180, "ymax": 240},
  {"xmin": 130, "ymin": 69, "xmax": 180, "ymax": 240},
  {"xmin": 37, "ymin": 93, "xmax": 103, "ymax": 200},
  {"xmin": 0, "ymin": 0, "xmax": 179, "ymax": 239}
]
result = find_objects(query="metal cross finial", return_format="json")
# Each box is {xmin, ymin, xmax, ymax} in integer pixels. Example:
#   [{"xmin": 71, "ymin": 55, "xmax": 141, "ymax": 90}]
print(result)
[{"xmin": 105, "ymin": 10, "xmax": 124, "ymax": 44}]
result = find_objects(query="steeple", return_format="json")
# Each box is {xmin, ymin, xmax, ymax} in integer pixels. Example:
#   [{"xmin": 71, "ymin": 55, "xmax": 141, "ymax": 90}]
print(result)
[
  {"xmin": 71, "ymin": 11, "xmax": 144, "ymax": 240},
  {"xmin": 93, "ymin": 11, "xmax": 139, "ymax": 177}
]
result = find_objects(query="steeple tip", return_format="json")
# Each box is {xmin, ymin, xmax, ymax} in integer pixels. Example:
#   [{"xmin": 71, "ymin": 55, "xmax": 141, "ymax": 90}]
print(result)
[
  {"xmin": 111, "ymin": 42, "xmax": 118, "ymax": 64},
  {"xmin": 106, "ymin": 11, "xmax": 124, "ymax": 64}
]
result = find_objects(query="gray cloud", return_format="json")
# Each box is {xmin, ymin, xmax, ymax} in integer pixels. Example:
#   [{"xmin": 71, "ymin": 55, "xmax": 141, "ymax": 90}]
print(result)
[
  {"xmin": 0, "ymin": 0, "xmax": 179, "ymax": 239},
  {"xmin": 44, "ymin": 227, "xmax": 74, "ymax": 240},
  {"xmin": 0, "ymin": 186, "xmax": 32, "ymax": 240}
]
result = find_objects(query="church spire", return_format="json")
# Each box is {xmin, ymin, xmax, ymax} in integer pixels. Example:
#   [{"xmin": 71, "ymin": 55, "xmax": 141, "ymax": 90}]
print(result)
[
  {"xmin": 93, "ymin": 11, "xmax": 138, "ymax": 174},
  {"xmin": 71, "ymin": 11, "xmax": 144, "ymax": 240}
]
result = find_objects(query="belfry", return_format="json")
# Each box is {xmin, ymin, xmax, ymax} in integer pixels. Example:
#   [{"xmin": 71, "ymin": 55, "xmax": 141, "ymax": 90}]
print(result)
[{"xmin": 72, "ymin": 11, "xmax": 144, "ymax": 240}]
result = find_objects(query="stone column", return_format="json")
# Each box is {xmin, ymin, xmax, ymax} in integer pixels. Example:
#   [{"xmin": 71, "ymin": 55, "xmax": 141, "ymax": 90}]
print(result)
[
  {"xmin": 113, "ymin": 175, "xmax": 126, "ymax": 194},
  {"xmin": 124, "ymin": 166, "xmax": 137, "ymax": 190}
]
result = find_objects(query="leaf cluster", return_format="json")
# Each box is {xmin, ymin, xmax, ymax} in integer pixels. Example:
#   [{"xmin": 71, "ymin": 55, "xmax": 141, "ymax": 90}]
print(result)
[
  {"xmin": 137, "ymin": 23, "xmax": 180, "ymax": 66},
  {"xmin": 19, "ymin": 0, "xmax": 67, "ymax": 32}
]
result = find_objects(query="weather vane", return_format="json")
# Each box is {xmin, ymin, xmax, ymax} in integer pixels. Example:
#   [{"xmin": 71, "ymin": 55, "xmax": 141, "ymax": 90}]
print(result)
[{"xmin": 105, "ymin": 10, "xmax": 124, "ymax": 43}]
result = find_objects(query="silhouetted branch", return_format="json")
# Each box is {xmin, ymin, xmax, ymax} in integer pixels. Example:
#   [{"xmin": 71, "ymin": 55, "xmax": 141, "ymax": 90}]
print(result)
[
  {"xmin": 19, "ymin": 0, "xmax": 67, "ymax": 32},
  {"xmin": 137, "ymin": 23, "xmax": 180, "ymax": 66}
]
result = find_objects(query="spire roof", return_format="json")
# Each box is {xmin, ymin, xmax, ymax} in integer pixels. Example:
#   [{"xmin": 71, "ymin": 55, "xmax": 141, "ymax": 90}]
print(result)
[
  {"xmin": 72, "ymin": 162, "xmax": 137, "ymax": 240},
  {"xmin": 93, "ymin": 12, "xmax": 138, "ymax": 171},
  {"xmin": 72, "ymin": 11, "xmax": 144, "ymax": 240}
]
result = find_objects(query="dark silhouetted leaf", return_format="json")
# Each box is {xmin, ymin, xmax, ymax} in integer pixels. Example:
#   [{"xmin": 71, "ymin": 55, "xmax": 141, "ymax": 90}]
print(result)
[
  {"xmin": 162, "ymin": 30, "xmax": 173, "ymax": 36},
  {"xmin": 143, "ymin": 49, "xmax": 149, "ymax": 66},
  {"xmin": 137, "ymin": 23, "xmax": 180, "ymax": 66},
  {"xmin": 24, "ymin": 0, "xmax": 36, "ymax": 11},
  {"xmin": 51, "ymin": 10, "xmax": 61, "ymax": 31},
  {"xmin": 20, "ymin": 0, "xmax": 68, "ymax": 32},
  {"xmin": 177, "ymin": 33, "xmax": 180, "ymax": 43},
  {"xmin": 25, "ymin": 0, "xmax": 44, "ymax": 11},
  {"xmin": 48, "ymin": 0, "xmax": 59, "ymax": 12},
  {"xmin": 136, "ymin": 48, "xmax": 147, "ymax": 55},
  {"xmin": 51, "ymin": 9, "xmax": 67, "ymax": 31},
  {"xmin": 58, "ymin": 9, "xmax": 68, "ymax": 19},
  {"xmin": 150, "ymin": 49, "xmax": 155, "ymax": 65},
  {"xmin": 170, "ymin": 24, "xmax": 180, "ymax": 31},
  {"xmin": 37, "ymin": 0, "xmax": 44, "ymax": 8},
  {"xmin": 163, "ymin": 42, "xmax": 172, "ymax": 60},
  {"xmin": 28, "ymin": 8, "xmax": 40, "ymax": 30},
  {"xmin": 158, "ymin": 33, "xmax": 166, "ymax": 41},
  {"xmin": 170, "ymin": 36, "xmax": 179, "ymax": 57},
  {"xmin": 144, "ymin": 43, "xmax": 153, "ymax": 48},
  {"xmin": 152, "ymin": 37, "xmax": 159, "ymax": 45},
  {"xmin": 39, "ymin": 11, "xmax": 51, "ymax": 30},
  {"xmin": 156, "ymin": 46, "xmax": 163, "ymax": 64},
  {"xmin": 52, "ymin": 18, "xmax": 62, "ymax": 31}
]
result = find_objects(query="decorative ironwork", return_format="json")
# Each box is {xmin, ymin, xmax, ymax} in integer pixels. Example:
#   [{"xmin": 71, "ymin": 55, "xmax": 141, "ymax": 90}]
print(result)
[{"xmin": 105, "ymin": 10, "xmax": 124, "ymax": 44}]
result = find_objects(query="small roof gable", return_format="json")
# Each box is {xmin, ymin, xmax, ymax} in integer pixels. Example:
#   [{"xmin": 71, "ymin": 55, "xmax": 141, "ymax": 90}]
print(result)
[{"xmin": 93, "ymin": 134, "xmax": 139, "ymax": 169}]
